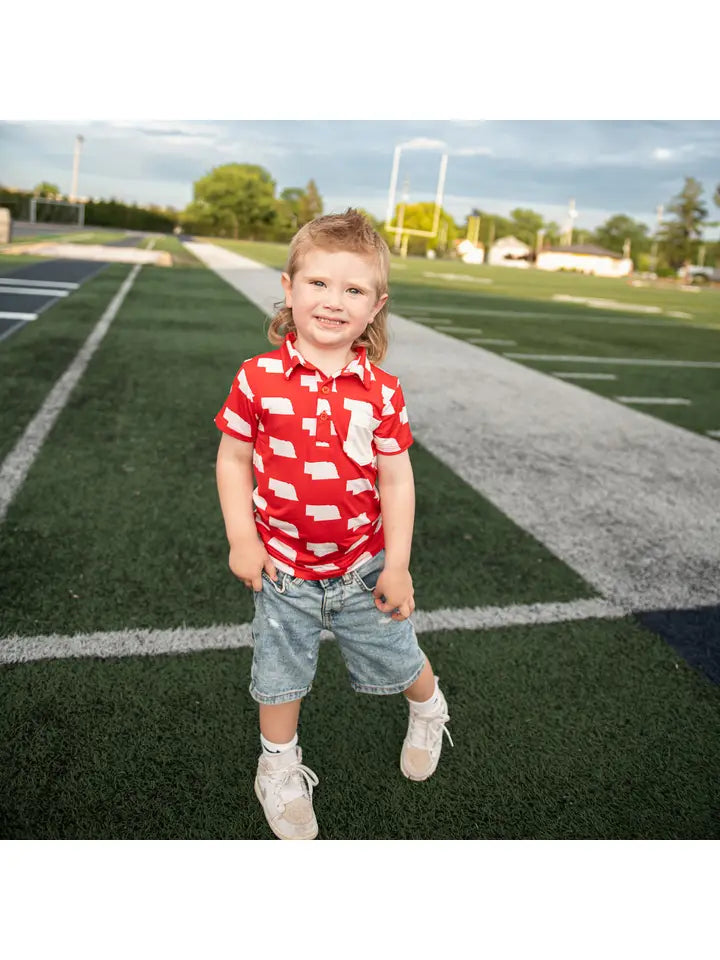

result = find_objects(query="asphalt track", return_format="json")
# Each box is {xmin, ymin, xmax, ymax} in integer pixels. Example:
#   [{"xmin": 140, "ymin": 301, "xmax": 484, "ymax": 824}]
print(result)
[
  {"xmin": 183, "ymin": 241, "xmax": 720, "ymax": 677},
  {"xmin": 0, "ymin": 233, "xmax": 144, "ymax": 342}
]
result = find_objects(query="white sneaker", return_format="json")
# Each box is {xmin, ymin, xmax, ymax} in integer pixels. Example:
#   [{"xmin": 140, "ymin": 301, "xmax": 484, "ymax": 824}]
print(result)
[
  {"xmin": 254, "ymin": 746, "xmax": 319, "ymax": 840},
  {"xmin": 400, "ymin": 684, "xmax": 453, "ymax": 781}
]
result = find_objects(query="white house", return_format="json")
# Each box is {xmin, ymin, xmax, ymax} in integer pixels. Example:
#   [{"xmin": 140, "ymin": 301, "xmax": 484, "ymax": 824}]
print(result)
[
  {"xmin": 456, "ymin": 238, "xmax": 485, "ymax": 264},
  {"xmin": 488, "ymin": 235, "xmax": 532, "ymax": 268},
  {"xmin": 536, "ymin": 244, "xmax": 632, "ymax": 278}
]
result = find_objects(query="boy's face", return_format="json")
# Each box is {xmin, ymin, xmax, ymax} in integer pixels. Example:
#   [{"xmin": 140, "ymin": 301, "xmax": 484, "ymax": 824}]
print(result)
[{"xmin": 281, "ymin": 247, "xmax": 387, "ymax": 359}]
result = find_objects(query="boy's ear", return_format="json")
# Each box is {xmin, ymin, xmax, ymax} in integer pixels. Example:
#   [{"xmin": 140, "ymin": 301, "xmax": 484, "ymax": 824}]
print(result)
[
  {"xmin": 370, "ymin": 292, "xmax": 388, "ymax": 321},
  {"xmin": 281, "ymin": 272, "xmax": 292, "ymax": 307}
]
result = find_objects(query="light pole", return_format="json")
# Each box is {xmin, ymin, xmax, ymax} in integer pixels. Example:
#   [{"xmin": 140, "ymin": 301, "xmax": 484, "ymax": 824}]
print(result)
[{"xmin": 70, "ymin": 134, "xmax": 84, "ymax": 202}]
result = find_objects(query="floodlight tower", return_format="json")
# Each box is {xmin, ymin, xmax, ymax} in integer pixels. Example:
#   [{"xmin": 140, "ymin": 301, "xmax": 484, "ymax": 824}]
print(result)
[
  {"xmin": 70, "ymin": 134, "xmax": 84, "ymax": 202},
  {"xmin": 562, "ymin": 198, "xmax": 578, "ymax": 246},
  {"xmin": 650, "ymin": 204, "xmax": 663, "ymax": 274}
]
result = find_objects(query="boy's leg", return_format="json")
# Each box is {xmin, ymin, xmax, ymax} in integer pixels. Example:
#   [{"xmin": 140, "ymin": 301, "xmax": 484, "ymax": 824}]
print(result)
[
  {"xmin": 400, "ymin": 657, "xmax": 453, "ymax": 782},
  {"xmin": 259, "ymin": 699, "xmax": 302, "ymax": 744},
  {"xmin": 403, "ymin": 656, "xmax": 436, "ymax": 703}
]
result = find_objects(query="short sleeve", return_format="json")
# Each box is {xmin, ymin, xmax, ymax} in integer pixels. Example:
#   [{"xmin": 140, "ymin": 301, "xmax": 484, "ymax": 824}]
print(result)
[
  {"xmin": 373, "ymin": 379, "xmax": 413, "ymax": 455},
  {"xmin": 214, "ymin": 361, "xmax": 259, "ymax": 443}
]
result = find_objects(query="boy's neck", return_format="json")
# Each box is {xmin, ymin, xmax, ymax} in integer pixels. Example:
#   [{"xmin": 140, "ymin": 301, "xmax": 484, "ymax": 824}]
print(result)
[{"xmin": 294, "ymin": 337, "xmax": 357, "ymax": 378}]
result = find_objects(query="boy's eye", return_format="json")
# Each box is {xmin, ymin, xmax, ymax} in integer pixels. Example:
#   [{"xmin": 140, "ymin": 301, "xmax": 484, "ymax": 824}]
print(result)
[
  {"xmin": 348, "ymin": 287, "xmax": 363, "ymax": 295},
  {"xmin": 311, "ymin": 280, "xmax": 326, "ymax": 287}
]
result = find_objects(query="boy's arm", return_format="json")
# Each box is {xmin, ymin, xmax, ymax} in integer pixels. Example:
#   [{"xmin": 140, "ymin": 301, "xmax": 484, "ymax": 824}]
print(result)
[
  {"xmin": 375, "ymin": 450, "xmax": 415, "ymax": 621},
  {"xmin": 216, "ymin": 433, "xmax": 277, "ymax": 590}
]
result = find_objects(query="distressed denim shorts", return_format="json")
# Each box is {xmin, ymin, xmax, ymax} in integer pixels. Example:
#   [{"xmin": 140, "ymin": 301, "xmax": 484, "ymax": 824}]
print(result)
[{"xmin": 249, "ymin": 550, "xmax": 426, "ymax": 705}]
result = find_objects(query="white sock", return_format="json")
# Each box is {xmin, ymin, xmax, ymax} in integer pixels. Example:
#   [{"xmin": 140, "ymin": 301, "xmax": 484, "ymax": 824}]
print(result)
[
  {"xmin": 260, "ymin": 732, "xmax": 298, "ymax": 755},
  {"xmin": 407, "ymin": 677, "xmax": 441, "ymax": 715}
]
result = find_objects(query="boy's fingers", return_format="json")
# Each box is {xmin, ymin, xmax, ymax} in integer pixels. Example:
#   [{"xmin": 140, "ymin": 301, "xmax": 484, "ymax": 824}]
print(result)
[
  {"xmin": 264, "ymin": 558, "xmax": 278, "ymax": 581},
  {"xmin": 374, "ymin": 594, "xmax": 395, "ymax": 613},
  {"xmin": 252, "ymin": 574, "xmax": 263, "ymax": 592}
]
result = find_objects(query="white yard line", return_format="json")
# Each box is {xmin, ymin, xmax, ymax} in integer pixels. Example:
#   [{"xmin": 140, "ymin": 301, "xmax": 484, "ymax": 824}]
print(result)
[
  {"xmin": 433, "ymin": 325, "xmax": 484, "ymax": 334},
  {"xmin": 0, "ymin": 319, "xmax": 33, "ymax": 343},
  {"xmin": 0, "ymin": 597, "xmax": 635, "ymax": 663},
  {"xmin": 706, "ymin": 431, "xmax": 720, "ymax": 439},
  {"xmin": 470, "ymin": 338, "xmax": 517, "ymax": 346},
  {"xmin": 553, "ymin": 372, "xmax": 617, "ymax": 381},
  {"xmin": 505, "ymin": 353, "xmax": 720, "ymax": 369},
  {"xmin": 0, "ymin": 310, "xmax": 38, "ymax": 321},
  {"xmin": 184, "ymin": 242, "xmax": 720, "ymax": 611},
  {"xmin": 0, "ymin": 265, "xmax": 142, "ymax": 524},
  {"xmin": 0, "ymin": 287, "xmax": 70, "ymax": 297},
  {"xmin": 616, "ymin": 397, "xmax": 691, "ymax": 406},
  {"xmin": 400, "ymin": 303, "xmax": 717, "ymax": 331},
  {"xmin": 0, "ymin": 278, "xmax": 79, "ymax": 289}
]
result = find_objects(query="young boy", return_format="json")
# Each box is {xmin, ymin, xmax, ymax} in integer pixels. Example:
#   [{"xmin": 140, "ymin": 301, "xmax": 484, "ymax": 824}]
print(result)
[{"xmin": 215, "ymin": 209, "xmax": 452, "ymax": 840}]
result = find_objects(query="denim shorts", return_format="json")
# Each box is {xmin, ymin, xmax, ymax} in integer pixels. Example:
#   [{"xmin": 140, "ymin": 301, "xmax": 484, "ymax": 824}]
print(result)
[{"xmin": 249, "ymin": 550, "xmax": 426, "ymax": 705}]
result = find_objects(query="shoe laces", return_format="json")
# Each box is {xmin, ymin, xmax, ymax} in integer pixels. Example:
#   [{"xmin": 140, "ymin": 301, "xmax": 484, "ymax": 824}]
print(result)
[
  {"xmin": 408, "ymin": 708, "xmax": 454, "ymax": 750},
  {"xmin": 273, "ymin": 757, "xmax": 319, "ymax": 804}
]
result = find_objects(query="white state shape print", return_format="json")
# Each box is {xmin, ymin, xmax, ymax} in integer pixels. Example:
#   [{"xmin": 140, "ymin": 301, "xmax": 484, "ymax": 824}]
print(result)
[
  {"xmin": 316, "ymin": 398, "xmax": 331, "ymax": 416},
  {"xmin": 343, "ymin": 397, "xmax": 378, "ymax": 466},
  {"xmin": 223, "ymin": 408, "xmax": 253, "ymax": 437},
  {"xmin": 252, "ymin": 450, "xmax": 264, "ymax": 473},
  {"xmin": 253, "ymin": 490, "xmax": 268, "ymax": 511},
  {"xmin": 304, "ymin": 461, "xmax": 340, "ymax": 480},
  {"xmin": 346, "ymin": 478, "xmax": 373, "ymax": 495},
  {"xmin": 348, "ymin": 513, "xmax": 370, "ymax": 531},
  {"xmin": 238, "ymin": 367, "xmax": 254, "ymax": 401},
  {"xmin": 261, "ymin": 397, "xmax": 294, "ymax": 415},
  {"xmin": 399, "ymin": 406, "xmax": 408, "ymax": 424},
  {"xmin": 375, "ymin": 436, "xmax": 401, "ymax": 453},
  {"xmin": 269, "ymin": 517, "xmax": 299, "ymax": 538},
  {"xmin": 347, "ymin": 534, "xmax": 369, "ymax": 551},
  {"xmin": 269, "ymin": 478, "xmax": 299, "ymax": 501},
  {"xmin": 307, "ymin": 563, "xmax": 339, "ymax": 573},
  {"xmin": 267, "ymin": 537, "xmax": 297, "ymax": 561},
  {"xmin": 273, "ymin": 559, "xmax": 295, "ymax": 575},
  {"xmin": 306, "ymin": 504, "xmax": 341, "ymax": 521},
  {"xmin": 269, "ymin": 436, "xmax": 297, "ymax": 458},
  {"xmin": 257, "ymin": 357, "xmax": 284, "ymax": 373},
  {"xmin": 306, "ymin": 541, "xmax": 338, "ymax": 557},
  {"xmin": 302, "ymin": 418, "xmax": 317, "ymax": 436},
  {"xmin": 349, "ymin": 551, "xmax": 373, "ymax": 571},
  {"xmin": 381, "ymin": 384, "xmax": 396, "ymax": 416},
  {"xmin": 301, "ymin": 373, "xmax": 321, "ymax": 392}
]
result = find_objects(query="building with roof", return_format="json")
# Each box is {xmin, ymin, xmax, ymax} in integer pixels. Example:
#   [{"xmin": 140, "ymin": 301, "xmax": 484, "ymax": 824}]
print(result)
[
  {"xmin": 488, "ymin": 235, "xmax": 532, "ymax": 268},
  {"xmin": 536, "ymin": 244, "xmax": 632, "ymax": 278}
]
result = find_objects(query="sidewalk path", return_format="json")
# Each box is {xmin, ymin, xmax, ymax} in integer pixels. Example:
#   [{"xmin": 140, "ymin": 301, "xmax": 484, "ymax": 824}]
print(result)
[{"xmin": 186, "ymin": 242, "xmax": 720, "ymax": 610}]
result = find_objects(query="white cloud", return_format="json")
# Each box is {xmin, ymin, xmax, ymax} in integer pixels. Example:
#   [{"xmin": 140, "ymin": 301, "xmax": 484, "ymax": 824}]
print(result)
[
  {"xmin": 399, "ymin": 137, "xmax": 446, "ymax": 150},
  {"xmin": 653, "ymin": 147, "xmax": 672, "ymax": 160},
  {"xmin": 454, "ymin": 146, "xmax": 493, "ymax": 157}
]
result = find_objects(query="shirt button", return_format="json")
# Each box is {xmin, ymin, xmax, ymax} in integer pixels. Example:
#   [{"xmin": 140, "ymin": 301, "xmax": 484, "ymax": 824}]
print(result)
[
  {"xmin": 321, "ymin": 385, "xmax": 330, "ymax": 394},
  {"xmin": 319, "ymin": 412, "xmax": 328, "ymax": 421}
]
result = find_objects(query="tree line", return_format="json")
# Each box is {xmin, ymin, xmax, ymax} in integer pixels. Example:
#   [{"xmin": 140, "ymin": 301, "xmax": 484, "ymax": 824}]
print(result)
[{"xmin": 4, "ymin": 166, "xmax": 719, "ymax": 274}]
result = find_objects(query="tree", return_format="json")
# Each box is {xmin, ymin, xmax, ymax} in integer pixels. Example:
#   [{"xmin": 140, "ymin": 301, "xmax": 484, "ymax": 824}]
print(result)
[
  {"xmin": 184, "ymin": 163, "xmax": 278, "ymax": 239},
  {"xmin": 386, "ymin": 202, "xmax": 458, "ymax": 256},
  {"xmin": 508, "ymin": 208, "xmax": 545, "ymax": 247},
  {"xmin": 592, "ymin": 214, "xmax": 651, "ymax": 266},
  {"xmin": 660, "ymin": 176, "xmax": 708, "ymax": 270},
  {"xmin": 298, "ymin": 179, "xmax": 323, "ymax": 225},
  {"xmin": 33, "ymin": 182, "xmax": 61, "ymax": 198}
]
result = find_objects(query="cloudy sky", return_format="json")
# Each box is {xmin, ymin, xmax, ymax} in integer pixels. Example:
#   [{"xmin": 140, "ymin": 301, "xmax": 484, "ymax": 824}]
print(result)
[{"xmin": 2, "ymin": 120, "xmax": 719, "ymax": 235}]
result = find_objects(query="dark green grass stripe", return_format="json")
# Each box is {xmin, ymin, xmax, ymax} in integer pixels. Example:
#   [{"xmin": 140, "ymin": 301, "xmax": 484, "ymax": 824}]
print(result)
[
  {"xmin": 0, "ymin": 264, "xmax": 132, "ymax": 462},
  {"xmin": 0, "ymin": 268, "xmax": 594, "ymax": 636},
  {"xmin": 2, "ymin": 617, "xmax": 718, "ymax": 839}
]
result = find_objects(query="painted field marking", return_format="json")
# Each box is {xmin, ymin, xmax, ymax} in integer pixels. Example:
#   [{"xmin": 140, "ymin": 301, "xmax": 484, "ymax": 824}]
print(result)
[
  {"xmin": 0, "ymin": 596, "xmax": 635, "ymax": 664},
  {"xmin": 0, "ymin": 278, "xmax": 79, "ymax": 289},
  {"xmin": 398, "ymin": 303, "xmax": 717, "ymax": 330},
  {"xmin": 0, "ymin": 264, "xmax": 142, "ymax": 524},
  {"xmin": 553, "ymin": 372, "xmax": 617, "ymax": 381},
  {"xmin": 470, "ymin": 338, "xmax": 517, "ymax": 346},
  {"xmin": 0, "ymin": 319, "xmax": 34, "ymax": 344},
  {"xmin": 505, "ymin": 353, "xmax": 720, "ymax": 369},
  {"xmin": 433, "ymin": 325, "xmax": 484, "ymax": 334},
  {"xmin": 422, "ymin": 272, "xmax": 492, "ymax": 284},
  {"xmin": 0, "ymin": 310, "xmax": 38, "ymax": 321},
  {"xmin": 707, "ymin": 431, "xmax": 720, "ymax": 439},
  {"xmin": 615, "ymin": 397, "xmax": 691, "ymax": 406},
  {"xmin": 0, "ymin": 287, "xmax": 70, "ymax": 298}
]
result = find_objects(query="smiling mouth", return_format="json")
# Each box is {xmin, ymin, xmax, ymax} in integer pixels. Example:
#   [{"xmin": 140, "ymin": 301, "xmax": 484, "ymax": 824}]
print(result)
[{"xmin": 315, "ymin": 316, "xmax": 347, "ymax": 326}]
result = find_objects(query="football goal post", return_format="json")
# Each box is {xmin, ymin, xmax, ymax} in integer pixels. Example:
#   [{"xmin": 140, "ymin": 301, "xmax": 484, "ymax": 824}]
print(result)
[{"xmin": 29, "ymin": 197, "xmax": 86, "ymax": 227}]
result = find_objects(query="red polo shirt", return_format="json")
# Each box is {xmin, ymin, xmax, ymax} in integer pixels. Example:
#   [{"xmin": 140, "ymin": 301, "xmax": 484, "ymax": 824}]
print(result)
[{"xmin": 215, "ymin": 333, "xmax": 413, "ymax": 579}]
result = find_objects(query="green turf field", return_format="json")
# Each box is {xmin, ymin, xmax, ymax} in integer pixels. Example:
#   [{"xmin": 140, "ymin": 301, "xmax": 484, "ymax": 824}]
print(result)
[{"xmin": 1, "ymin": 248, "xmax": 718, "ymax": 840}]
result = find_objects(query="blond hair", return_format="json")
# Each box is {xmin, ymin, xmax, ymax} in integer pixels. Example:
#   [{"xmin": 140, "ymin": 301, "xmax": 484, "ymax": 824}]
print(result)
[{"xmin": 267, "ymin": 208, "xmax": 390, "ymax": 364}]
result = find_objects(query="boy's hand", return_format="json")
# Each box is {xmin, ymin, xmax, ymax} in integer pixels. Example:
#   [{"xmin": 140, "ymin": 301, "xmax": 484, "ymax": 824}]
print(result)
[
  {"xmin": 374, "ymin": 567, "xmax": 415, "ymax": 621},
  {"xmin": 229, "ymin": 536, "xmax": 278, "ymax": 591}
]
